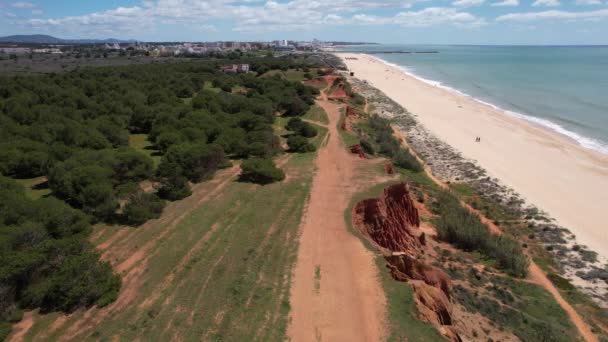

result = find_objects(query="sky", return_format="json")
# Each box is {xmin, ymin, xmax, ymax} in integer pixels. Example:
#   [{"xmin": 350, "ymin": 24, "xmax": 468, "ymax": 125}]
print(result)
[{"xmin": 0, "ymin": 0, "xmax": 607, "ymax": 44}]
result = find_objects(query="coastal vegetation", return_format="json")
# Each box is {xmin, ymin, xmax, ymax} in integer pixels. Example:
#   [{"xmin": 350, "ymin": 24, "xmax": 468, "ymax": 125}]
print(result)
[
  {"xmin": 336, "ymin": 73, "xmax": 594, "ymax": 341},
  {"xmin": 431, "ymin": 190, "xmax": 529, "ymax": 277}
]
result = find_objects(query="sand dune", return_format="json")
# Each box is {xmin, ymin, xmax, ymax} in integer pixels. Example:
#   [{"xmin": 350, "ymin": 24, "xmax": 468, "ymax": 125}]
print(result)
[{"xmin": 338, "ymin": 52, "xmax": 608, "ymax": 260}]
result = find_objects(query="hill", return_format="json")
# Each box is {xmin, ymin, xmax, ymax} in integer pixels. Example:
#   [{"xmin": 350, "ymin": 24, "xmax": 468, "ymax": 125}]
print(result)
[{"xmin": 0, "ymin": 34, "xmax": 135, "ymax": 44}]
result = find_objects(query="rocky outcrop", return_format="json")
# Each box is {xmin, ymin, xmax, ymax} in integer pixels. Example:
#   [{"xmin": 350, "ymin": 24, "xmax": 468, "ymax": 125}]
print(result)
[
  {"xmin": 346, "ymin": 106, "xmax": 357, "ymax": 117},
  {"xmin": 384, "ymin": 162, "xmax": 394, "ymax": 175},
  {"xmin": 352, "ymin": 182, "xmax": 460, "ymax": 341},
  {"xmin": 349, "ymin": 144, "xmax": 367, "ymax": 159},
  {"xmin": 385, "ymin": 253, "xmax": 452, "ymax": 297},
  {"xmin": 353, "ymin": 183, "xmax": 419, "ymax": 252}
]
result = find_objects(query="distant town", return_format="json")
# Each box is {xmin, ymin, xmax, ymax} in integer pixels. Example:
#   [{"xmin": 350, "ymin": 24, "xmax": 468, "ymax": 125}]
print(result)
[{"xmin": 0, "ymin": 37, "xmax": 373, "ymax": 57}]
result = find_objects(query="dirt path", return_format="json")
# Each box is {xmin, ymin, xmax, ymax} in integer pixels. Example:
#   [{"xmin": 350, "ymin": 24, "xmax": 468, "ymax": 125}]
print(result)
[
  {"xmin": 287, "ymin": 92, "xmax": 387, "ymax": 341},
  {"xmin": 8, "ymin": 312, "xmax": 34, "ymax": 342},
  {"xmin": 394, "ymin": 128, "xmax": 599, "ymax": 342}
]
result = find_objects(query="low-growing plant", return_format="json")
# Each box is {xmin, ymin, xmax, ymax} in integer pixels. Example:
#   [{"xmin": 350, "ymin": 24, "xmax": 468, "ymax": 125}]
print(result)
[
  {"xmin": 287, "ymin": 135, "xmax": 316, "ymax": 153},
  {"xmin": 239, "ymin": 158, "xmax": 285, "ymax": 184},
  {"xmin": 122, "ymin": 191, "xmax": 166, "ymax": 226},
  {"xmin": 433, "ymin": 191, "xmax": 529, "ymax": 277}
]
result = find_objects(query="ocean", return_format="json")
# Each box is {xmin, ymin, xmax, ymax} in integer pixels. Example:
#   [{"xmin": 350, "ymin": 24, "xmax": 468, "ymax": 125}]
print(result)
[{"xmin": 336, "ymin": 45, "xmax": 608, "ymax": 154}]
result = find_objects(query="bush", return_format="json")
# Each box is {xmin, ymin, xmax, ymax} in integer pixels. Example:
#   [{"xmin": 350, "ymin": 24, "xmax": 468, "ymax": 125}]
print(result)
[
  {"xmin": 122, "ymin": 192, "xmax": 166, "ymax": 226},
  {"xmin": 285, "ymin": 118, "xmax": 317, "ymax": 138},
  {"xmin": 433, "ymin": 191, "xmax": 529, "ymax": 277},
  {"xmin": 239, "ymin": 158, "xmax": 285, "ymax": 184},
  {"xmin": 158, "ymin": 176, "xmax": 192, "ymax": 201},
  {"xmin": 299, "ymin": 124, "xmax": 318, "ymax": 138},
  {"xmin": 287, "ymin": 135, "xmax": 316, "ymax": 153},
  {"xmin": 360, "ymin": 139, "xmax": 375, "ymax": 155},
  {"xmin": 393, "ymin": 148, "xmax": 422, "ymax": 172}
]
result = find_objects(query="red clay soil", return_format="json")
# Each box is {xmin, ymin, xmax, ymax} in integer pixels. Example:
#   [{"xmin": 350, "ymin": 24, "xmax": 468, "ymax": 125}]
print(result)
[
  {"xmin": 384, "ymin": 162, "xmax": 394, "ymax": 175},
  {"xmin": 352, "ymin": 182, "xmax": 461, "ymax": 341},
  {"xmin": 392, "ymin": 127, "xmax": 599, "ymax": 342},
  {"xmin": 288, "ymin": 90, "xmax": 387, "ymax": 341},
  {"xmin": 349, "ymin": 144, "xmax": 367, "ymax": 159},
  {"xmin": 345, "ymin": 106, "xmax": 358, "ymax": 117},
  {"xmin": 353, "ymin": 183, "xmax": 420, "ymax": 252},
  {"xmin": 302, "ymin": 78, "xmax": 326, "ymax": 88}
]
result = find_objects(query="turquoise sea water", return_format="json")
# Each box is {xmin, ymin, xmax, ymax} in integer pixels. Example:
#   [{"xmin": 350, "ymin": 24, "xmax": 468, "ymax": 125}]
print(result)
[{"xmin": 337, "ymin": 45, "xmax": 608, "ymax": 154}]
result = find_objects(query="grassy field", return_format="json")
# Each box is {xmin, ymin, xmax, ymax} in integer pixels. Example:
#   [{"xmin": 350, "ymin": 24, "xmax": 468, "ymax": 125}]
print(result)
[
  {"xmin": 129, "ymin": 134, "xmax": 161, "ymax": 167},
  {"xmin": 15, "ymin": 176, "xmax": 51, "ymax": 200},
  {"xmin": 19, "ymin": 115, "xmax": 325, "ymax": 342},
  {"xmin": 260, "ymin": 69, "xmax": 316, "ymax": 83},
  {"xmin": 203, "ymin": 81, "xmax": 222, "ymax": 93},
  {"xmin": 302, "ymin": 105, "xmax": 329, "ymax": 125}
]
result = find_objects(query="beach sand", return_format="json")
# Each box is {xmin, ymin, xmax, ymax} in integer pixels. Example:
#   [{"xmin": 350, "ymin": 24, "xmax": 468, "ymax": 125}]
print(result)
[{"xmin": 337, "ymin": 52, "xmax": 608, "ymax": 259}]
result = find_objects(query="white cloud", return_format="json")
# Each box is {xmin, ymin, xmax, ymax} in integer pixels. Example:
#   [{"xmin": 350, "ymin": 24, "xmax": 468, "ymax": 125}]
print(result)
[
  {"xmin": 532, "ymin": 0, "xmax": 560, "ymax": 6},
  {"xmin": 23, "ymin": 0, "xmax": 484, "ymax": 35},
  {"xmin": 575, "ymin": 0, "xmax": 601, "ymax": 4},
  {"xmin": 11, "ymin": 2, "xmax": 36, "ymax": 8},
  {"xmin": 453, "ymin": 0, "xmax": 485, "ymax": 6},
  {"xmin": 491, "ymin": 0, "xmax": 519, "ymax": 6},
  {"xmin": 496, "ymin": 8, "xmax": 608, "ymax": 21},
  {"xmin": 352, "ymin": 7, "xmax": 486, "ymax": 27},
  {"xmin": 31, "ymin": 9, "xmax": 43, "ymax": 15}
]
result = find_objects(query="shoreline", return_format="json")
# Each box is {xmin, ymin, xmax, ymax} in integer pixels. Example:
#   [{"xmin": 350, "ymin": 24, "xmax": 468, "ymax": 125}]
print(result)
[
  {"xmin": 337, "ymin": 52, "xmax": 608, "ymax": 263},
  {"xmin": 365, "ymin": 55, "xmax": 608, "ymax": 156}
]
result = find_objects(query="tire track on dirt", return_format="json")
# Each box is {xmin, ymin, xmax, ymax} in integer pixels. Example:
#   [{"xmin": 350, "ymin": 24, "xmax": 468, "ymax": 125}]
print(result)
[
  {"xmin": 55, "ymin": 166, "xmax": 241, "ymax": 342},
  {"xmin": 288, "ymin": 89, "xmax": 388, "ymax": 342}
]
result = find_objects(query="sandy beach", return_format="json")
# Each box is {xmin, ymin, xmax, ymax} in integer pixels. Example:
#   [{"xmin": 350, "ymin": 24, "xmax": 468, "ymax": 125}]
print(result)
[{"xmin": 337, "ymin": 52, "xmax": 608, "ymax": 260}]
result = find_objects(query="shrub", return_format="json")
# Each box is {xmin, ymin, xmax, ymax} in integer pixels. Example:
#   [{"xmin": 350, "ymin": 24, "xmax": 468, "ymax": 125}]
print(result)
[
  {"xmin": 158, "ymin": 176, "xmax": 192, "ymax": 201},
  {"xmin": 360, "ymin": 139, "xmax": 375, "ymax": 155},
  {"xmin": 285, "ymin": 118, "xmax": 317, "ymax": 138},
  {"xmin": 393, "ymin": 148, "xmax": 422, "ymax": 172},
  {"xmin": 239, "ymin": 158, "xmax": 285, "ymax": 184},
  {"xmin": 286, "ymin": 117, "xmax": 305, "ymax": 132},
  {"xmin": 299, "ymin": 124, "xmax": 318, "ymax": 138},
  {"xmin": 122, "ymin": 192, "xmax": 166, "ymax": 226},
  {"xmin": 287, "ymin": 135, "xmax": 316, "ymax": 153},
  {"xmin": 434, "ymin": 191, "xmax": 529, "ymax": 277}
]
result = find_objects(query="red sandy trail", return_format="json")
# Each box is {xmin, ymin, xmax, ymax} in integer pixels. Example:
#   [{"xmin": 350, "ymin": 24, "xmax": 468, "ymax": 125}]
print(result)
[{"xmin": 287, "ymin": 84, "xmax": 387, "ymax": 341}]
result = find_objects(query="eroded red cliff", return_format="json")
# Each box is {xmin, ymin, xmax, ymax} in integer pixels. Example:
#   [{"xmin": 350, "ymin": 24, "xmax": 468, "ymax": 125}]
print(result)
[
  {"xmin": 349, "ymin": 144, "xmax": 367, "ymax": 159},
  {"xmin": 352, "ymin": 182, "xmax": 460, "ymax": 341}
]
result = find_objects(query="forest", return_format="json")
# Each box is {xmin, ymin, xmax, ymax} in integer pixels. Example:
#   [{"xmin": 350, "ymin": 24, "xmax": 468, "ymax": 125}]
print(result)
[{"xmin": 0, "ymin": 56, "xmax": 320, "ymax": 338}]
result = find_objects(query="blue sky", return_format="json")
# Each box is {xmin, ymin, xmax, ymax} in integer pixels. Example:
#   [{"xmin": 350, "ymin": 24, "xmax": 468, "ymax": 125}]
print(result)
[{"xmin": 0, "ymin": 0, "xmax": 607, "ymax": 44}]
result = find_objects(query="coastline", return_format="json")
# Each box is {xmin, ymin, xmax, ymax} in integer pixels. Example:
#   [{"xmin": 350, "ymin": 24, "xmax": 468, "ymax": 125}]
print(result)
[
  {"xmin": 365, "ymin": 55, "xmax": 608, "ymax": 156},
  {"xmin": 337, "ymin": 52, "xmax": 608, "ymax": 262}
]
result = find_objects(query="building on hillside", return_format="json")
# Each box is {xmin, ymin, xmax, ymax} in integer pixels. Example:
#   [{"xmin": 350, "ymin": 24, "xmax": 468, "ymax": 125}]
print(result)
[
  {"xmin": 32, "ymin": 48, "xmax": 62, "ymax": 54},
  {"xmin": 0, "ymin": 46, "xmax": 31, "ymax": 54},
  {"xmin": 221, "ymin": 64, "xmax": 250, "ymax": 74}
]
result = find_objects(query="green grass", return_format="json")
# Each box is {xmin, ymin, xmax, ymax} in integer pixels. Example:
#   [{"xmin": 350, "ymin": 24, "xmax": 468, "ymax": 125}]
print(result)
[
  {"xmin": 15, "ymin": 176, "xmax": 51, "ymax": 200},
  {"xmin": 23, "ymin": 151, "xmax": 316, "ymax": 341},
  {"xmin": 302, "ymin": 105, "xmax": 329, "ymax": 125},
  {"xmin": 203, "ymin": 81, "xmax": 221, "ymax": 93},
  {"xmin": 260, "ymin": 69, "xmax": 316, "ymax": 83},
  {"xmin": 22, "ymin": 110, "xmax": 322, "ymax": 342},
  {"xmin": 129, "ymin": 134, "xmax": 161, "ymax": 167}
]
